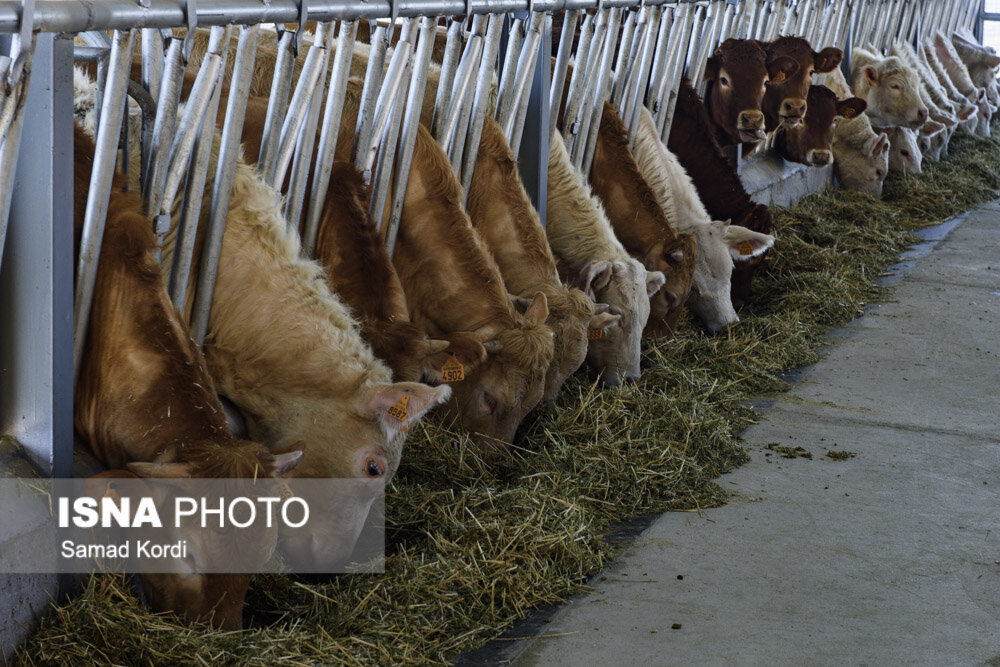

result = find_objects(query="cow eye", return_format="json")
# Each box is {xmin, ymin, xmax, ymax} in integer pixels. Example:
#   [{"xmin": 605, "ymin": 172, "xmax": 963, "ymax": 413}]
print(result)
[
  {"xmin": 889, "ymin": 83, "xmax": 901, "ymax": 91},
  {"xmin": 901, "ymin": 150, "xmax": 910, "ymax": 157},
  {"xmin": 365, "ymin": 457, "xmax": 385, "ymax": 478},
  {"xmin": 721, "ymin": 76, "xmax": 730, "ymax": 87},
  {"xmin": 876, "ymin": 168, "xmax": 885, "ymax": 178}
]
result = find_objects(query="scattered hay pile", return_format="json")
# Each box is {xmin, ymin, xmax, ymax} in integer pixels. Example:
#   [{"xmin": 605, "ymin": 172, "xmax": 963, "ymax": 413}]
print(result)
[{"xmin": 19, "ymin": 125, "xmax": 1000, "ymax": 665}]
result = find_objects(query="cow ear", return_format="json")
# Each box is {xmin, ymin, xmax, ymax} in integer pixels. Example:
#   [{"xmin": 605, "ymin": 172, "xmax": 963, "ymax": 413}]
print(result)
[
  {"xmin": 269, "ymin": 450, "xmax": 303, "ymax": 477},
  {"xmin": 987, "ymin": 55, "xmax": 1000, "ymax": 69},
  {"xmin": 814, "ymin": 47, "xmax": 843, "ymax": 73},
  {"xmin": 521, "ymin": 291, "xmax": 549, "ymax": 326},
  {"xmin": 768, "ymin": 56, "xmax": 799, "ymax": 84},
  {"xmin": 423, "ymin": 333, "xmax": 488, "ymax": 382},
  {"xmin": 836, "ymin": 97, "xmax": 867, "ymax": 119},
  {"xmin": 935, "ymin": 114, "xmax": 957, "ymax": 128},
  {"xmin": 922, "ymin": 119, "xmax": 945, "ymax": 134},
  {"xmin": 863, "ymin": 66, "xmax": 879, "ymax": 87},
  {"xmin": 646, "ymin": 270, "xmax": 666, "ymax": 298},
  {"xmin": 126, "ymin": 461, "xmax": 194, "ymax": 478},
  {"xmin": 703, "ymin": 55, "xmax": 720, "ymax": 82},
  {"xmin": 872, "ymin": 132, "xmax": 889, "ymax": 156},
  {"xmin": 358, "ymin": 382, "xmax": 452, "ymax": 435},
  {"xmin": 581, "ymin": 260, "xmax": 614, "ymax": 298},
  {"xmin": 724, "ymin": 225, "xmax": 775, "ymax": 263},
  {"xmin": 588, "ymin": 311, "xmax": 621, "ymax": 334}
]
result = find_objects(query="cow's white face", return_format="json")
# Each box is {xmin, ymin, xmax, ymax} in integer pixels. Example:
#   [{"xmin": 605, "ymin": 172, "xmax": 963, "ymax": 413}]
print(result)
[
  {"xmin": 834, "ymin": 129, "xmax": 889, "ymax": 197},
  {"xmin": 583, "ymin": 259, "xmax": 655, "ymax": 385},
  {"xmin": 272, "ymin": 382, "xmax": 450, "ymax": 569},
  {"xmin": 863, "ymin": 64, "xmax": 928, "ymax": 129},
  {"xmin": 886, "ymin": 126, "xmax": 923, "ymax": 174}
]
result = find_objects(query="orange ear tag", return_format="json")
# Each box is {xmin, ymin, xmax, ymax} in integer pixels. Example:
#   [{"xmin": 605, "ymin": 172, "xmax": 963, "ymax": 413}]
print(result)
[
  {"xmin": 843, "ymin": 107, "xmax": 857, "ymax": 119},
  {"xmin": 771, "ymin": 71, "xmax": 786, "ymax": 84},
  {"xmin": 736, "ymin": 240, "xmax": 756, "ymax": 256},
  {"xmin": 387, "ymin": 394, "xmax": 410, "ymax": 431},
  {"xmin": 588, "ymin": 327, "xmax": 605, "ymax": 340},
  {"xmin": 441, "ymin": 355, "xmax": 465, "ymax": 383}
]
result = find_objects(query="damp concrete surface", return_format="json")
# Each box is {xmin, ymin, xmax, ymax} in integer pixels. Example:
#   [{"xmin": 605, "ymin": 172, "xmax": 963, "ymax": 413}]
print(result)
[{"xmin": 460, "ymin": 200, "xmax": 1000, "ymax": 666}]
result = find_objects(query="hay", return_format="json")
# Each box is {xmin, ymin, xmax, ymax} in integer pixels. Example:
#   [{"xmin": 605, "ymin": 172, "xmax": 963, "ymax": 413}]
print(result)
[{"xmin": 18, "ymin": 122, "xmax": 1000, "ymax": 665}]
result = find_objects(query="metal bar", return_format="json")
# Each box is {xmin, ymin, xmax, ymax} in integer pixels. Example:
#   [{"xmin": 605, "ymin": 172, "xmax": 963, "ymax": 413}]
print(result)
[
  {"xmin": 362, "ymin": 35, "xmax": 413, "ymax": 177},
  {"xmin": 651, "ymin": 3, "xmax": 683, "ymax": 121},
  {"xmin": 683, "ymin": 3, "xmax": 705, "ymax": 78},
  {"xmin": 496, "ymin": 15, "xmax": 525, "ymax": 127},
  {"xmin": 368, "ymin": 18, "xmax": 415, "ymax": 228},
  {"xmin": 139, "ymin": 28, "xmax": 163, "ymax": 181},
  {"xmin": 284, "ymin": 22, "xmax": 333, "ymax": 232},
  {"xmin": 580, "ymin": 7, "xmax": 621, "ymax": 173},
  {"xmin": 351, "ymin": 24, "xmax": 387, "ymax": 168},
  {"xmin": 568, "ymin": 7, "xmax": 612, "ymax": 164},
  {"xmin": 645, "ymin": 5, "xmax": 673, "ymax": 110},
  {"xmin": 764, "ymin": 0, "xmax": 784, "ymax": 41},
  {"xmin": 431, "ymin": 19, "xmax": 463, "ymax": 139},
  {"xmin": 549, "ymin": 8, "xmax": 579, "ymax": 137},
  {"xmin": 780, "ymin": 0, "xmax": 797, "ymax": 34},
  {"xmin": 460, "ymin": 12, "xmax": 503, "ymax": 194},
  {"xmin": 72, "ymin": 29, "xmax": 134, "ymax": 386},
  {"xmin": 257, "ymin": 29, "xmax": 294, "ymax": 179},
  {"xmin": 610, "ymin": 8, "xmax": 637, "ymax": 107},
  {"xmin": 0, "ymin": 38, "xmax": 33, "ymax": 278},
  {"xmin": 692, "ymin": 2, "xmax": 723, "ymax": 92},
  {"xmin": 624, "ymin": 5, "xmax": 659, "ymax": 147},
  {"xmin": 658, "ymin": 1, "xmax": 696, "ymax": 138},
  {"xmin": 561, "ymin": 10, "xmax": 594, "ymax": 141},
  {"xmin": 385, "ymin": 15, "xmax": 436, "ymax": 257},
  {"xmin": 301, "ymin": 18, "xmax": 357, "ymax": 257},
  {"xmin": 440, "ymin": 19, "xmax": 483, "ymax": 162},
  {"xmin": 505, "ymin": 10, "xmax": 545, "ymax": 150}
]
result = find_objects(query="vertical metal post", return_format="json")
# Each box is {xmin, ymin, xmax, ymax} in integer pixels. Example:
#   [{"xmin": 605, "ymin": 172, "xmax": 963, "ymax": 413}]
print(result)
[
  {"xmin": 549, "ymin": 9, "xmax": 579, "ymax": 137},
  {"xmin": 0, "ymin": 33, "xmax": 74, "ymax": 477},
  {"xmin": 461, "ymin": 13, "xmax": 504, "ymax": 195},
  {"xmin": 515, "ymin": 10, "xmax": 551, "ymax": 222}
]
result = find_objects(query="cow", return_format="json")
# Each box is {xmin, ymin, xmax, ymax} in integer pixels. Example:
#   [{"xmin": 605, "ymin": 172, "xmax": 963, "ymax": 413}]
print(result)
[
  {"xmin": 831, "ymin": 114, "xmax": 889, "ymax": 197},
  {"xmin": 702, "ymin": 38, "xmax": 800, "ymax": 146},
  {"xmin": 851, "ymin": 48, "xmax": 929, "ymax": 129},
  {"xmin": 546, "ymin": 132, "xmax": 664, "ymax": 385},
  {"xmin": 313, "ymin": 160, "xmax": 478, "ymax": 383},
  {"xmin": 632, "ymin": 106, "xmax": 774, "ymax": 334},
  {"xmin": 667, "ymin": 77, "xmax": 776, "ymax": 310},
  {"xmin": 390, "ymin": 124, "xmax": 555, "ymax": 446},
  {"xmin": 932, "ymin": 32, "xmax": 994, "ymax": 138},
  {"xmin": 879, "ymin": 125, "xmax": 923, "ymax": 174},
  {"xmin": 771, "ymin": 85, "xmax": 867, "ymax": 167},
  {"xmin": 919, "ymin": 41, "xmax": 982, "ymax": 136},
  {"xmin": 760, "ymin": 36, "xmax": 843, "ymax": 130},
  {"xmin": 950, "ymin": 32, "xmax": 1000, "ymax": 107},
  {"xmin": 72, "ymin": 124, "xmax": 302, "ymax": 629},
  {"xmin": 591, "ymin": 102, "xmax": 697, "ymax": 335},
  {"xmin": 466, "ymin": 117, "xmax": 614, "ymax": 400}
]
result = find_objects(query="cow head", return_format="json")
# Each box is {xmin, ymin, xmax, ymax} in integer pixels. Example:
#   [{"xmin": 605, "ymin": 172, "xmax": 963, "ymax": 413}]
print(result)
[
  {"xmin": 439, "ymin": 292, "xmax": 555, "ymax": 447},
  {"xmin": 833, "ymin": 117, "xmax": 889, "ymax": 197},
  {"xmin": 729, "ymin": 204, "xmax": 774, "ymax": 310},
  {"xmin": 774, "ymin": 85, "xmax": 867, "ymax": 166},
  {"xmin": 883, "ymin": 125, "xmax": 923, "ymax": 174},
  {"xmin": 272, "ymin": 381, "xmax": 450, "ymax": 569},
  {"xmin": 645, "ymin": 233, "xmax": 697, "ymax": 336},
  {"xmin": 704, "ymin": 38, "xmax": 798, "ymax": 145},
  {"xmin": 118, "ymin": 443, "xmax": 302, "ymax": 629},
  {"xmin": 919, "ymin": 118, "xmax": 948, "ymax": 161},
  {"xmin": 360, "ymin": 319, "xmax": 464, "ymax": 384},
  {"xmin": 853, "ymin": 50, "xmax": 928, "ymax": 129},
  {"xmin": 762, "ymin": 37, "xmax": 843, "ymax": 130},
  {"xmin": 573, "ymin": 259, "xmax": 661, "ymax": 386},
  {"xmin": 513, "ymin": 285, "xmax": 597, "ymax": 402},
  {"xmin": 686, "ymin": 220, "xmax": 774, "ymax": 334}
]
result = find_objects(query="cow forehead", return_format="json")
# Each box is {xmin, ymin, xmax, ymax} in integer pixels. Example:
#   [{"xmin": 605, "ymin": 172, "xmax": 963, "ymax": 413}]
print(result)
[
  {"xmin": 715, "ymin": 39, "xmax": 768, "ymax": 74},
  {"xmin": 768, "ymin": 36, "xmax": 814, "ymax": 65}
]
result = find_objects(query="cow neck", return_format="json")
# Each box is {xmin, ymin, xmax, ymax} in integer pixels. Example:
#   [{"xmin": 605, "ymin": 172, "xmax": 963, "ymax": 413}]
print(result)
[{"xmin": 667, "ymin": 78, "xmax": 755, "ymax": 222}]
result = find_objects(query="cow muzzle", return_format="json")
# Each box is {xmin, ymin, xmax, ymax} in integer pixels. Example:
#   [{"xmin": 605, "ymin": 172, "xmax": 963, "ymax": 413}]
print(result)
[
  {"xmin": 808, "ymin": 149, "xmax": 832, "ymax": 166},
  {"xmin": 780, "ymin": 98, "xmax": 807, "ymax": 127},
  {"xmin": 738, "ymin": 110, "xmax": 766, "ymax": 142}
]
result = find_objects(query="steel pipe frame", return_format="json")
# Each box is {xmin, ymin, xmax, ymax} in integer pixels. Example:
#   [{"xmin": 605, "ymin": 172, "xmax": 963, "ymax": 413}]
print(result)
[
  {"xmin": 431, "ymin": 19, "xmax": 463, "ymax": 139},
  {"xmin": 645, "ymin": 5, "xmax": 674, "ymax": 113},
  {"xmin": 300, "ymin": 19, "xmax": 357, "ymax": 257},
  {"xmin": 650, "ymin": 2, "xmax": 684, "ymax": 126},
  {"xmin": 439, "ymin": 14, "xmax": 485, "ymax": 164},
  {"xmin": 657, "ymin": 1, "xmax": 696, "ymax": 139},
  {"xmin": 459, "ymin": 12, "xmax": 502, "ymax": 193},
  {"xmin": 580, "ymin": 6, "xmax": 622, "ymax": 175},
  {"xmin": 72, "ymin": 29, "xmax": 134, "ymax": 386},
  {"xmin": 568, "ymin": 6, "xmax": 613, "ymax": 166},
  {"xmin": 256, "ymin": 30, "xmax": 294, "ymax": 178},
  {"xmin": 386, "ymin": 15, "xmax": 437, "ymax": 257},
  {"xmin": 142, "ymin": 37, "xmax": 182, "ymax": 207},
  {"xmin": 560, "ymin": 10, "xmax": 595, "ymax": 149},
  {"xmin": 609, "ymin": 7, "xmax": 637, "ymax": 108},
  {"xmin": 622, "ymin": 5, "xmax": 660, "ymax": 146},
  {"xmin": 506, "ymin": 11, "xmax": 547, "ymax": 152},
  {"xmin": 691, "ymin": 1, "xmax": 724, "ymax": 96},
  {"xmin": 682, "ymin": 3, "xmax": 704, "ymax": 79},
  {"xmin": 548, "ymin": 8, "xmax": 579, "ymax": 138},
  {"xmin": 496, "ymin": 15, "xmax": 525, "ymax": 128},
  {"xmin": 351, "ymin": 24, "xmax": 387, "ymax": 169}
]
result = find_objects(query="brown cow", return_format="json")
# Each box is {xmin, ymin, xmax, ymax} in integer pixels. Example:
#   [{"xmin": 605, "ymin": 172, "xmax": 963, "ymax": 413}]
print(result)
[
  {"xmin": 392, "ymin": 124, "xmax": 555, "ymax": 446},
  {"xmin": 591, "ymin": 102, "xmax": 696, "ymax": 336},
  {"xmin": 761, "ymin": 36, "xmax": 844, "ymax": 130},
  {"xmin": 467, "ymin": 117, "xmax": 616, "ymax": 401},
  {"xmin": 703, "ymin": 38, "xmax": 800, "ymax": 146},
  {"xmin": 72, "ymin": 124, "xmax": 301, "ymax": 629},
  {"xmin": 313, "ymin": 161, "xmax": 481, "ymax": 383},
  {"xmin": 667, "ymin": 77, "xmax": 775, "ymax": 310},
  {"xmin": 771, "ymin": 85, "xmax": 867, "ymax": 166}
]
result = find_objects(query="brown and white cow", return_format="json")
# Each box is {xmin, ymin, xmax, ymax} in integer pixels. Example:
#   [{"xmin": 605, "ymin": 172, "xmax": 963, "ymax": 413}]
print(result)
[
  {"xmin": 771, "ymin": 85, "xmax": 867, "ymax": 167},
  {"xmin": 667, "ymin": 77, "xmax": 776, "ymax": 310},
  {"xmin": 466, "ymin": 117, "xmax": 613, "ymax": 401},
  {"xmin": 852, "ymin": 48, "xmax": 929, "ymax": 129},
  {"xmin": 313, "ymin": 161, "xmax": 480, "ymax": 383},
  {"xmin": 391, "ymin": 124, "xmax": 555, "ymax": 446},
  {"xmin": 546, "ymin": 133, "xmax": 664, "ymax": 385},
  {"xmin": 72, "ymin": 124, "xmax": 302, "ymax": 629},
  {"xmin": 761, "ymin": 36, "xmax": 843, "ymax": 130},
  {"xmin": 703, "ymin": 38, "xmax": 800, "ymax": 146},
  {"xmin": 592, "ymin": 102, "xmax": 697, "ymax": 335},
  {"xmin": 633, "ymin": 106, "xmax": 774, "ymax": 334}
]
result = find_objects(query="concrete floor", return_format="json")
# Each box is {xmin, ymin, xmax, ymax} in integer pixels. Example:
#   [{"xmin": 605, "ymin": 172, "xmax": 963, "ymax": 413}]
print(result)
[{"xmin": 477, "ymin": 202, "xmax": 1000, "ymax": 666}]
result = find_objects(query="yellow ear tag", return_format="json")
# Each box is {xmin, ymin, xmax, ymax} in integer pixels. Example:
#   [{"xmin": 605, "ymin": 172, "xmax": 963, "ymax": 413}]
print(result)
[
  {"xmin": 588, "ymin": 327, "xmax": 605, "ymax": 340},
  {"xmin": 387, "ymin": 394, "xmax": 410, "ymax": 431},
  {"xmin": 737, "ymin": 240, "xmax": 756, "ymax": 256},
  {"xmin": 441, "ymin": 355, "xmax": 465, "ymax": 383},
  {"xmin": 771, "ymin": 70, "xmax": 786, "ymax": 84}
]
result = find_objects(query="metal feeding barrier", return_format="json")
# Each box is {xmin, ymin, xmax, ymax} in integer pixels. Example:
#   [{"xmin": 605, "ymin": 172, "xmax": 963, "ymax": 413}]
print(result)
[{"xmin": 0, "ymin": 0, "xmax": 988, "ymax": 478}]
